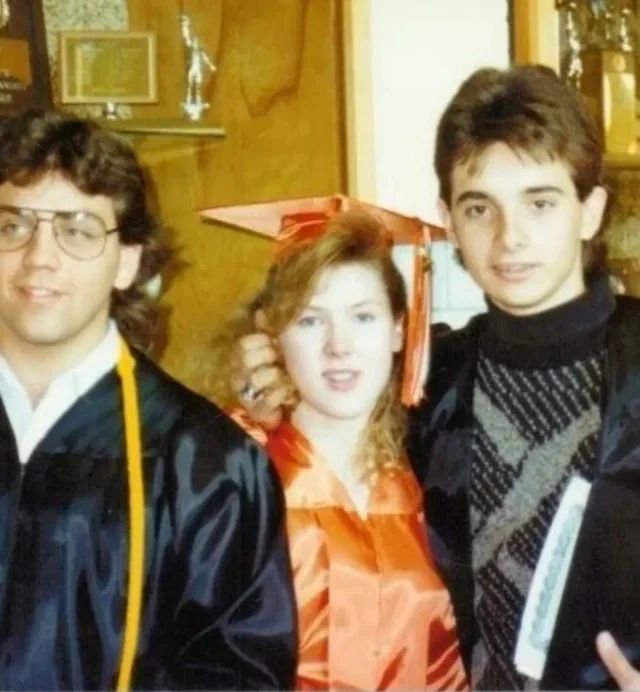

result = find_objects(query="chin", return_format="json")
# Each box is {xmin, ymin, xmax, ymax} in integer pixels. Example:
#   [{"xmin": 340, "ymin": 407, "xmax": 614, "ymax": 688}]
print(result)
[
  {"xmin": 490, "ymin": 285, "xmax": 552, "ymax": 308},
  {"xmin": 318, "ymin": 399, "xmax": 377, "ymax": 422},
  {"xmin": 15, "ymin": 326, "xmax": 70, "ymax": 346}
]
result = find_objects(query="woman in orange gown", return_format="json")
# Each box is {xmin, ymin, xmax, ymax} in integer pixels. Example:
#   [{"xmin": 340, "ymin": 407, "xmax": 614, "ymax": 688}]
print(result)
[{"xmin": 213, "ymin": 204, "xmax": 467, "ymax": 690}]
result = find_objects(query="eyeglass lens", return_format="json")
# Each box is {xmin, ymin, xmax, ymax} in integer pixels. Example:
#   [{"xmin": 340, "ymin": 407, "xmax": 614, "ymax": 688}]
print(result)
[{"xmin": 0, "ymin": 206, "xmax": 110, "ymax": 259}]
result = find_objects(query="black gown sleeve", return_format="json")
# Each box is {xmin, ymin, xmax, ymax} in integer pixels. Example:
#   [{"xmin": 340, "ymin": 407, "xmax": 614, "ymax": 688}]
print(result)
[{"xmin": 136, "ymin": 406, "xmax": 297, "ymax": 690}]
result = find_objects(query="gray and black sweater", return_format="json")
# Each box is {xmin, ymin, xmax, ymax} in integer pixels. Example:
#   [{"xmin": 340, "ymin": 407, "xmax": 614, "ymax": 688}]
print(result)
[{"xmin": 469, "ymin": 277, "xmax": 615, "ymax": 690}]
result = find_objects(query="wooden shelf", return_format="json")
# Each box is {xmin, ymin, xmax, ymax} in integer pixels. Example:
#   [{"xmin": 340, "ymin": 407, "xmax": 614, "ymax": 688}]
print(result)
[
  {"xmin": 97, "ymin": 118, "xmax": 226, "ymax": 138},
  {"xmin": 605, "ymin": 152, "xmax": 640, "ymax": 169}
]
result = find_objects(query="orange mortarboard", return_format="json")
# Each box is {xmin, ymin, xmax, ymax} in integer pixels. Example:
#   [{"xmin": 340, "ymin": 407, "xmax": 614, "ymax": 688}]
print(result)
[{"xmin": 200, "ymin": 194, "xmax": 445, "ymax": 406}]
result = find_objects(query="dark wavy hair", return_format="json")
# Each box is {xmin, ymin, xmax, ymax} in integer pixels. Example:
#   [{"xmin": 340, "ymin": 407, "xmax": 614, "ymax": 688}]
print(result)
[
  {"xmin": 0, "ymin": 109, "xmax": 171, "ymax": 351},
  {"xmin": 435, "ymin": 64, "xmax": 606, "ymax": 273}
]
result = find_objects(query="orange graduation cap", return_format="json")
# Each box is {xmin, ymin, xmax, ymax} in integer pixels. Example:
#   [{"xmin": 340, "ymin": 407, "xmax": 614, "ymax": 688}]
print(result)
[{"xmin": 200, "ymin": 194, "xmax": 444, "ymax": 407}]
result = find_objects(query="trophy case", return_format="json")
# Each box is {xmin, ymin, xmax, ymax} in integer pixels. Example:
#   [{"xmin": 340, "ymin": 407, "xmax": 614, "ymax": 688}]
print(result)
[{"xmin": 512, "ymin": 0, "xmax": 640, "ymax": 296}]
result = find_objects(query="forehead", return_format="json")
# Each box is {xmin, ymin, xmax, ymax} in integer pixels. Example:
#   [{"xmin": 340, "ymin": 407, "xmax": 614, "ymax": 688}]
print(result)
[
  {"xmin": 309, "ymin": 262, "xmax": 387, "ymax": 304},
  {"xmin": 451, "ymin": 142, "xmax": 576, "ymax": 199},
  {"xmin": 0, "ymin": 173, "xmax": 116, "ymax": 221}
]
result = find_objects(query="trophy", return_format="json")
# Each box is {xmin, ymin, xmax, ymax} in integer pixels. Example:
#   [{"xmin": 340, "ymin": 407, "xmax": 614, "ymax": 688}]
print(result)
[
  {"xmin": 576, "ymin": 0, "xmax": 637, "ymax": 154},
  {"xmin": 585, "ymin": 0, "xmax": 617, "ymax": 47},
  {"xmin": 179, "ymin": 14, "xmax": 216, "ymax": 121},
  {"xmin": 618, "ymin": 3, "xmax": 635, "ymax": 51},
  {"xmin": 557, "ymin": 1, "xmax": 585, "ymax": 90}
]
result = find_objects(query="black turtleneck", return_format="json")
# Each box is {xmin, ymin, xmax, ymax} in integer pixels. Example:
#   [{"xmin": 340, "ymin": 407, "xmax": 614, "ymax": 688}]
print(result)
[{"xmin": 480, "ymin": 273, "xmax": 615, "ymax": 370}]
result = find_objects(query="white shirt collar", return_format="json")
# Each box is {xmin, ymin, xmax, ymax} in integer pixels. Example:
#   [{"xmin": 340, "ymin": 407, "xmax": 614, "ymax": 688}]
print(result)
[{"xmin": 0, "ymin": 321, "xmax": 120, "ymax": 463}]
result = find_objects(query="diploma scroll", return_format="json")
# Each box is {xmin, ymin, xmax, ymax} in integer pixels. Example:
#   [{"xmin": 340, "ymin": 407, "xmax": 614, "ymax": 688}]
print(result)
[{"xmin": 514, "ymin": 476, "xmax": 592, "ymax": 680}]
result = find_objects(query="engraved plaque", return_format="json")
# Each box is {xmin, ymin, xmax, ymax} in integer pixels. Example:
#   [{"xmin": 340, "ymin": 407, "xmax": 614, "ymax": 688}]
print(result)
[{"xmin": 60, "ymin": 31, "xmax": 157, "ymax": 105}]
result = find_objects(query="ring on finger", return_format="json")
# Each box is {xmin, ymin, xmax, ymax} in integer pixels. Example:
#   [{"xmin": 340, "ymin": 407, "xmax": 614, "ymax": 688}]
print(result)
[{"xmin": 240, "ymin": 382, "xmax": 259, "ymax": 403}]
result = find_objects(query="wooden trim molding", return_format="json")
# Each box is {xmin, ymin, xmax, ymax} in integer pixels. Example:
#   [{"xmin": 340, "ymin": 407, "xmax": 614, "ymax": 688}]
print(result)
[
  {"xmin": 341, "ymin": 0, "xmax": 376, "ymax": 200},
  {"xmin": 512, "ymin": 0, "xmax": 560, "ymax": 73}
]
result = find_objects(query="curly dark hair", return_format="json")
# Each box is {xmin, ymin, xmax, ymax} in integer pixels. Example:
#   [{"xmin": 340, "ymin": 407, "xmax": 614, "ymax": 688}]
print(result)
[
  {"xmin": 0, "ymin": 109, "xmax": 171, "ymax": 351},
  {"xmin": 435, "ymin": 64, "xmax": 606, "ymax": 273}
]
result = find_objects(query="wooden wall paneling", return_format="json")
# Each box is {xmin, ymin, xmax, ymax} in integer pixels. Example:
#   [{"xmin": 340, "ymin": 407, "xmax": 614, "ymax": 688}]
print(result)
[{"xmin": 127, "ymin": 0, "xmax": 347, "ymax": 395}]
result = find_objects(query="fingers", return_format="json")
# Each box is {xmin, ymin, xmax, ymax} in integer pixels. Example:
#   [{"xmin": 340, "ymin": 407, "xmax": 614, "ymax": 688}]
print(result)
[
  {"xmin": 230, "ymin": 334, "xmax": 278, "ymax": 393},
  {"xmin": 244, "ymin": 386, "xmax": 287, "ymax": 430},
  {"xmin": 261, "ymin": 381, "xmax": 290, "ymax": 412},
  {"xmin": 597, "ymin": 631, "xmax": 640, "ymax": 690},
  {"xmin": 238, "ymin": 332, "xmax": 273, "ymax": 354},
  {"xmin": 230, "ymin": 331, "xmax": 288, "ymax": 430},
  {"xmin": 241, "ymin": 343, "xmax": 279, "ymax": 372},
  {"xmin": 247, "ymin": 366, "xmax": 282, "ymax": 394},
  {"xmin": 235, "ymin": 334, "xmax": 278, "ymax": 375},
  {"xmin": 233, "ymin": 371, "xmax": 286, "ymax": 431}
]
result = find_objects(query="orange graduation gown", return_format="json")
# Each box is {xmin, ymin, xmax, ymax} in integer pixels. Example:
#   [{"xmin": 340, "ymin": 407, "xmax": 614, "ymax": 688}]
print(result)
[{"xmin": 265, "ymin": 421, "xmax": 467, "ymax": 691}]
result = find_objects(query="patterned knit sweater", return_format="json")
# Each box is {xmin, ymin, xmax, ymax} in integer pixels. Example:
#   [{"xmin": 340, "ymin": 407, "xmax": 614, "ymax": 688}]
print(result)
[{"xmin": 469, "ymin": 277, "xmax": 614, "ymax": 690}]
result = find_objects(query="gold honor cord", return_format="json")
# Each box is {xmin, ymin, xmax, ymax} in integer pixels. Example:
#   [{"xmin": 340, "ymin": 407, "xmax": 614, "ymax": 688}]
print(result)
[{"xmin": 115, "ymin": 339, "xmax": 145, "ymax": 691}]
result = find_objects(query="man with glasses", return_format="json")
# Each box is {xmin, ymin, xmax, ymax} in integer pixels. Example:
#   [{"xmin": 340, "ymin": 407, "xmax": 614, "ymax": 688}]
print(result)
[{"xmin": 0, "ymin": 109, "xmax": 296, "ymax": 690}]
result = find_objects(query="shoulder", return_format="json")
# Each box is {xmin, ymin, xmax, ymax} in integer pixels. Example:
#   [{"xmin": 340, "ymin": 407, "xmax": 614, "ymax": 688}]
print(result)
[
  {"xmin": 133, "ymin": 353, "xmax": 272, "ymax": 484},
  {"xmin": 427, "ymin": 313, "xmax": 486, "ymax": 397},
  {"xmin": 606, "ymin": 295, "xmax": 640, "ymax": 366},
  {"xmin": 407, "ymin": 314, "xmax": 484, "ymax": 450},
  {"xmin": 610, "ymin": 295, "xmax": 640, "ymax": 335}
]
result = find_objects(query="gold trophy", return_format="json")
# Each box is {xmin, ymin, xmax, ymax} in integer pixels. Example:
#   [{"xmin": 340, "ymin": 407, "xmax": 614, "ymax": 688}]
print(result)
[{"xmin": 579, "ymin": 0, "xmax": 637, "ymax": 155}]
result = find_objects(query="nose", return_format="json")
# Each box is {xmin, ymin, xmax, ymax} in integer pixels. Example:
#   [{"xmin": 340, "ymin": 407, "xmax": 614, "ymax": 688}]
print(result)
[
  {"xmin": 22, "ymin": 220, "xmax": 62, "ymax": 269},
  {"xmin": 497, "ymin": 210, "xmax": 529, "ymax": 252},
  {"xmin": 324, "ymin": 318, "xmax": 353, "ymax": 357}
]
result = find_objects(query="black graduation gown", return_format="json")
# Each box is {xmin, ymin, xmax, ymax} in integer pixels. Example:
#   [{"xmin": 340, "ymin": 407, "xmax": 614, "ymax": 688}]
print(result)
[
  {"xmin": 408, "ymin": 296, "xmax": 640, "ymax": 690},
  {"xmin": 0, "ymin": 352, "xmax": 296, "ymax": 690}
]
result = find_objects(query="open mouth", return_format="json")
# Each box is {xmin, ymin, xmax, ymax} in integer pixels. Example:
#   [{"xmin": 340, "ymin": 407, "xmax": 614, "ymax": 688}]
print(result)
[{"xmin": 322, "ymin": 370, "xmax": 361, "ymax": 391}]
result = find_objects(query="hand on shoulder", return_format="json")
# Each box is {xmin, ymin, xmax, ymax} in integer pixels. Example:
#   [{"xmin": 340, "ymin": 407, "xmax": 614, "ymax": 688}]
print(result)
[{"xmin": 230, "ymin": 330, "xmax": 287, "ymax": 430}]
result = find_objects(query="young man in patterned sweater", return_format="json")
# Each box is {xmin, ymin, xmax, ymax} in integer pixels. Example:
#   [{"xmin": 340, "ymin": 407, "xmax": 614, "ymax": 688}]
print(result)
[{"xmin": 407, "ymin": 64, "xmax": 640, "ymax": 690}]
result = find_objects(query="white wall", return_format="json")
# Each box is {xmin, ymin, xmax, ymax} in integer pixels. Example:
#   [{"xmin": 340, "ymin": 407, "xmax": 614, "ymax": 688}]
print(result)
[{"xmin": 367, "ymin": 0, "xmax": 511, "ymax": 327}]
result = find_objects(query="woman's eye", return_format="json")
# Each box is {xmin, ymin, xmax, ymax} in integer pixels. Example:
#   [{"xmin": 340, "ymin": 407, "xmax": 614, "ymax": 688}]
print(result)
[
  {"xmin": 297, "ymin": 315, "xmax": 320, "ymax": 327},
  {"xmin": 354, "ymin": 312, "xmax": 375, "ymax": 323}
]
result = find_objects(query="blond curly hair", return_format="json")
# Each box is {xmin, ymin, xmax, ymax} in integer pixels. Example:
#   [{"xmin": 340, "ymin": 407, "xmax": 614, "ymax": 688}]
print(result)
[{"xmin": 209, "ymin": 210, "xmax": 408, "ymax": 480}]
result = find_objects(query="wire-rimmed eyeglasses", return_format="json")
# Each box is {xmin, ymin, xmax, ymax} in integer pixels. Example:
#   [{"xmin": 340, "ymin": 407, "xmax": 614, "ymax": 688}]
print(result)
[{"xmin": 0, "ymin": 205, "xmax": 120, "ymax": 260}]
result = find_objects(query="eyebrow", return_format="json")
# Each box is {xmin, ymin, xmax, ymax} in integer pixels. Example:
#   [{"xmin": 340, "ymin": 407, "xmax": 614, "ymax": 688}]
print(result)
[
  {"xmin": 454, "ymin": 185, "xmax": 564, "ymax": 207},
  {"xmin": 454, "ymin": 191, "xmax": 490, "ymax": 207},
  {"xmin": 523, "ymin": 185, "xmax": 564, "ymax": 195},
  {"xmin": 304, "ymin": 299, "xmax": 382, "ymax": 311}
]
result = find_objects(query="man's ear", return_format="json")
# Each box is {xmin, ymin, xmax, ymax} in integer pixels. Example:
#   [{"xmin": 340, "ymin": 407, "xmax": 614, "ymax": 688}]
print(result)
[
  {"xmin": 392, "ymin": 316, "xmax": 404, "ymax": 353},
  {"xmin": 437, "ymin": 198, "xmax": 458, "ymax": 248},
  {"xmin": 114, "ymin": 244, "xmax": 143, "ymax": 290},
  {"xmin": 580, "ymin": 185, "xmax": 608, "ymax": 241}
]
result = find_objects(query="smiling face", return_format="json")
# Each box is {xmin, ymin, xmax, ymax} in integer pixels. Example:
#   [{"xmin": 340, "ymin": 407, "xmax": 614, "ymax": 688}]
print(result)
[
  {"xmin": 0, "ymin": 173, "xmax": 141, "ymax": 359},
  {"xmin": 278, "ymin": 261, "xmax": 403, "ymax": 427},
  {"xmin": 439, "ymin": 142, "xmax": 607, "ymax": 316}
]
